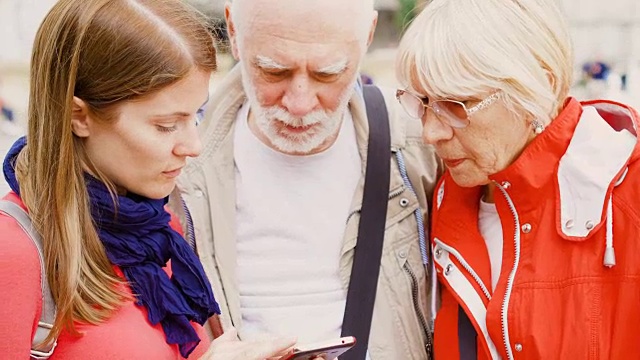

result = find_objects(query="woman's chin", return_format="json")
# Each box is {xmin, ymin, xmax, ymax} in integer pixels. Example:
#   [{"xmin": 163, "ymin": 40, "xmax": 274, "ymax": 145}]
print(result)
[
  {"xmin": 131, "ymin": 182, "xmax": 176, "ymax": 200},
  {"xmin": 448, "ymin": 169, "xmax": 491, "ymax": 189}
]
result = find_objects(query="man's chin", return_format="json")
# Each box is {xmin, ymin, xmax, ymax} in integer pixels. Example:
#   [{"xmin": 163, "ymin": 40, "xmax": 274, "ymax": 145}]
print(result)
[{"xmin": 268, "ymin": 135, "xmax": 325, "ymax": 155}]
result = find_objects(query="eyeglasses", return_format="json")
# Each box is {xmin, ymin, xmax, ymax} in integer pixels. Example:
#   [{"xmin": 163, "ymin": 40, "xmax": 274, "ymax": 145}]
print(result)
[{"xmin": 395, "ymin": 89, "xmax": 502, "ymax": 128}]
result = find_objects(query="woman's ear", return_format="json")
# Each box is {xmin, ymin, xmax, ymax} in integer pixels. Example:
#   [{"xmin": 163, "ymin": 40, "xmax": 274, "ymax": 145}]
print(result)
[
  {"xmin": 71, "ymin": 96, "xmax": 91, "ymax": 138},
  {"xmin": 546, "ymin": 70, "xmax": 557, "ymax": 91}
]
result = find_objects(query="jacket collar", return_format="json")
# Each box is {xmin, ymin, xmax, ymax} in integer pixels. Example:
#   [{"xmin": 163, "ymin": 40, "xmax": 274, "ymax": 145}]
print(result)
[
  {"xmin": 488, "ymin": 97, "xmax": 638, "ymax": 240},
  {"xmin": 488, "ymin": 98, "xmax": 584, "ymax": 212}
]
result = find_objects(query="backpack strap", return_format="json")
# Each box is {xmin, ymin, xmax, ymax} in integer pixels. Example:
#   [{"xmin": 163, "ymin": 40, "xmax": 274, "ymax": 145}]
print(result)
[
  {"xmin": 0, "ymin": 200, "xmax": 57, "ymax": 359},
  {"xmin": 340, "ymin": 85, "xmax": 391, "ymax": 360}
]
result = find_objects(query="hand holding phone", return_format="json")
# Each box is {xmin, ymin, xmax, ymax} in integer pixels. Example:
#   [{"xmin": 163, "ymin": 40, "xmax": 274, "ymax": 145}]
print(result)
[
  {"xmin": 279, "ymin": 336, "xmax": 356, "ymax": 360},
  {"xmin": 200, "ymin": 327, "xmax": 296, "ymax": 360}
]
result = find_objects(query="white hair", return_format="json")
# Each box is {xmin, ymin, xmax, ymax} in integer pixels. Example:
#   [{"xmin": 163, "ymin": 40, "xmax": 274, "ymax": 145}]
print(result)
[
  {"xmin": 397, "ymin": 0, "xmax": 574, "ymax": 125},
  {"xmin": 230, "ymin": 0, "xmax": 376, "ymax": 49},
  {"xmin": 254, "ymin": 55, "xmax": 289, "ymax": 71},
  {"xmin": 253, "ymin": 55, "xmax": 348, "ymax": 75},
  {"xmin": 318, "ymin": 59, "xmax": 349, "ymax": 75}
]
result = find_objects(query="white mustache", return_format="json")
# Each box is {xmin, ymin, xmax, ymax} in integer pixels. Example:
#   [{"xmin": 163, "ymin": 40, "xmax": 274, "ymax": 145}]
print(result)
[{"xmin": 261, "ymin": 106, "xmax": 330, "ymax": 127}]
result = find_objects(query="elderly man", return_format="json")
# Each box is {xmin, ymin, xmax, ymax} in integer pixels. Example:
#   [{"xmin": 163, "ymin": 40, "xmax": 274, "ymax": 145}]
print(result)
[{"xmin": 174, "ymin": 0, "xmax": 440, "ymax": 359}]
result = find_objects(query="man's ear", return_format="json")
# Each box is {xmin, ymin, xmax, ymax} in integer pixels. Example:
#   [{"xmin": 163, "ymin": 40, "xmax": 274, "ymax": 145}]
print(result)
[
  {"xmin": 225, "ymin": 2, "xmax": 240, "ymax": 61},
  {"xmin": 71, "ymin": 96, "xmax": 91, "ymax": 138},
  {"xmin": 367, "ymin": 11, "xmax": 379, "ymax": 48}
]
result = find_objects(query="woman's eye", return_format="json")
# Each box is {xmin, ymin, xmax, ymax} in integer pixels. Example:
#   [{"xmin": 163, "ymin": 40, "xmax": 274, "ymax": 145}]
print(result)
[
  {"xmin": 461, "ymin": 98, "xmax": 481, "ymax": 106},
  {"xmin": 156, "ymin": 125, "xmax": 177, "ymax": 133}
]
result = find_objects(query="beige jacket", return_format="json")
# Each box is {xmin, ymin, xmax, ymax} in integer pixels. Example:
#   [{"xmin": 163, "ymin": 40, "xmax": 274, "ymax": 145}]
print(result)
[{"xmin": 171, "ymin": 67, "xmax": 441, "ymax": 359}]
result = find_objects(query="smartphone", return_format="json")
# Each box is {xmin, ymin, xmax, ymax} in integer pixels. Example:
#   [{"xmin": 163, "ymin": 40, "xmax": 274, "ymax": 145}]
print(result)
[{"xmin": 280, "ymin": 336, "xmax": 357, "ymax": 360}]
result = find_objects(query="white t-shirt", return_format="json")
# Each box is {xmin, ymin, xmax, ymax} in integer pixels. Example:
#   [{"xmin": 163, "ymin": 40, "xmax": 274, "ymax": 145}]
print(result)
[
  {"xmin": 234, "ymin": 102, "xmax": 362, "ymax": 344},
  {"xmin": 478, "ymin": 199, "xmax": 503, "ymax": 291}
]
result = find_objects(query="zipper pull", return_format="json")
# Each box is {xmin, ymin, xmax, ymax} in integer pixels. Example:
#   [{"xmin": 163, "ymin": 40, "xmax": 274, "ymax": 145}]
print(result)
[{"xmin": 426, "ymin": 341, "xmax": 433, "ymax": 359}]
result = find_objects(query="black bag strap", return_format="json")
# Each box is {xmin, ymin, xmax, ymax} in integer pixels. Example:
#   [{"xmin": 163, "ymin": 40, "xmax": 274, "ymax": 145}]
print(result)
[{"xmin": 340, "ymin": 85, "xmax": 391, "ymax": 360}]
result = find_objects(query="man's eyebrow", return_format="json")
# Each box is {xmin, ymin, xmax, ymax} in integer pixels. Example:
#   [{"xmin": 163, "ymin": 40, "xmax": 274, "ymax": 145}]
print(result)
[
  {"xmin": 316, "ymin": 60, "xmax": 348, "ymax": 75},
  {"xmin": 254, "ymin": 55, "xmax": 290, "ymax": 71}
]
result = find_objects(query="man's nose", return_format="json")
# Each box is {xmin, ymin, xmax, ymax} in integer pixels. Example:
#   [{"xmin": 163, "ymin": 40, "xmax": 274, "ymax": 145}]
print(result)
[{"xmin": 281, "ymin": 75, "xmax": 319, "ymax": 117}]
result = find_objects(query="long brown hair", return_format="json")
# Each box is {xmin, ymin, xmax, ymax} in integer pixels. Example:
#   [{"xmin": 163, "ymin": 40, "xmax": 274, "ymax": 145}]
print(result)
[{"xmin": 15, "ymin": 0, "xmax": 216, "ymax": 346}]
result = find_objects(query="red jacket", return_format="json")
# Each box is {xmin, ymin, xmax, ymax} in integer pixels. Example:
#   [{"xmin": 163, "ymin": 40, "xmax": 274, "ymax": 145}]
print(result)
[{"xmin": 431, "ymin": 98, "xmax": 640, "ymax": 359}]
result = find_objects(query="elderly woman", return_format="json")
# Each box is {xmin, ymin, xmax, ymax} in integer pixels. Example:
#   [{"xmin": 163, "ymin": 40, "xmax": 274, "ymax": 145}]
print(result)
[{"xmin": 396, "ymin": 0, "xmax": 640, "ymax": 359}]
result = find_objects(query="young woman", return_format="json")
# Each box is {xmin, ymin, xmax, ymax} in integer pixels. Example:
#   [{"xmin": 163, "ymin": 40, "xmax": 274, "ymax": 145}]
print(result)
[{"xmin": 0, "ymin": 0, "xmax": 294, "ymax": 359}]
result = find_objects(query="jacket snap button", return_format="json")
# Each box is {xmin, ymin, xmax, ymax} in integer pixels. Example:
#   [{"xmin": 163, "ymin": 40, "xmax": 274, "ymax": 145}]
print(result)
[
  {"xmin": 194, "ymin": 190, "xmax": 204, "ymax": 198},
  {"xmin": 398, "ymin": 250, "xmax": 408, "ymax": 259},
  {"xmin": 586, "ymin": 221, "xmax": 594, "ymax": 230},
  {"xmin": 400, "ymin": 198, "xmax": 410, "ymax": 207},
  {"xmin": 521, "ymin": 223, "xmax": 532, "ymax": 233},
  {"xmin": 435, "ymin": 248, "xmax": 443, "ymax": 259},
  {"xmin": 444, "ymin": 264, "xmax": 453, "ymax": 276},
  {"xmin": 565, "ymin": 219, "xmax": 575, "ymax": 229},
  {"xmin": 515, "ymin": 343, "xmax": 523, "ymax": 352},
  {"xmin": 501, "ymin": 181, "xmax": 511, "ymax": 189}
]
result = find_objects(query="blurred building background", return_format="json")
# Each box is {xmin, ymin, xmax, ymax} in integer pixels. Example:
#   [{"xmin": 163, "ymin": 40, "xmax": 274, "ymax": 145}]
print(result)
[
  {"xmin": 183, "ymin": 0, "xmax": 640, "ymax": 106},
  {"xmin": 0, "ymin": 0, "xmax": 638, "ymax": 191},
  {"xmin": 2, "ymin": 0, "xmax": 638, "ymax": 112}
]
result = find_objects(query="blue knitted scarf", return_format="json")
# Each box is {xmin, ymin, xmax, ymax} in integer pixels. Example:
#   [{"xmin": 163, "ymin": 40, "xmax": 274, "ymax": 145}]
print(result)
[{"xmin": 3, "ymin": 137, "xmax": 220, "ymax": 358}]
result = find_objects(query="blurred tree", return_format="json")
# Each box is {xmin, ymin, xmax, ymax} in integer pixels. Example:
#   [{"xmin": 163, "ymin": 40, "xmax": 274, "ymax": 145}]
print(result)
[{"xmin": 395, "ymin": 0, "xmax": 418, "ymax": 33}]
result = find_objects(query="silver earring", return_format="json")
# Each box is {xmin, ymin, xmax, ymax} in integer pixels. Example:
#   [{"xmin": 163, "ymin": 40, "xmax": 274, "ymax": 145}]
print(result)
[{"xmin": 532, "ymin": 120, "xmax": 544, "ymax": 135}]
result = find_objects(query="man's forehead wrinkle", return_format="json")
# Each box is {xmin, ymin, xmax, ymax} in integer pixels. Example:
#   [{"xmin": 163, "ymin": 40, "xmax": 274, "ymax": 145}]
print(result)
[
  {"xmin": 236, "ymin": 0, "xmax": 370, "ymax": 41},
  {"xmin": 245, "ymin": 28, "xmax": 360, "ymax": 45}
]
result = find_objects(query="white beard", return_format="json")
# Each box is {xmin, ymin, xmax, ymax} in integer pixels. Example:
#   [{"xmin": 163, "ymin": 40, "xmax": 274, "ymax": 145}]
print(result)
[{"xmin": 241, "ymin": 68, "xmax": 354, "ymax": 155}]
